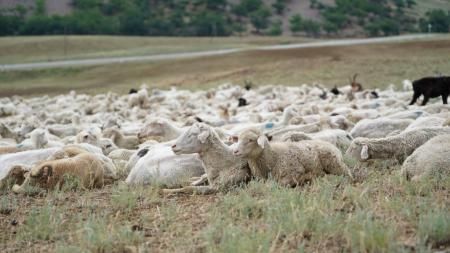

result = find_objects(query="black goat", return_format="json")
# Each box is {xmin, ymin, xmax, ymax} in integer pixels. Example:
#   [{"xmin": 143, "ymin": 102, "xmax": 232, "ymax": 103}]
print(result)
[{"xmin": 409, "ymin": 76, "xmax": 450, "ymax": 106}]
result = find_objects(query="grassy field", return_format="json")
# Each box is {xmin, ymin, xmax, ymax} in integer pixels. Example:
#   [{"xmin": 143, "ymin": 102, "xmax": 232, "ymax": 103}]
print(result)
[
  {"xmin": 1, "ymin": 168, "xmax": 449, "ymax": 252},
  {"xmin": 0, "ymin": 36, "xmax": 314, "ymax": 64},
  {"xmin": 1, "ymin": 35, "xmax": 449, "ymax": 97}
]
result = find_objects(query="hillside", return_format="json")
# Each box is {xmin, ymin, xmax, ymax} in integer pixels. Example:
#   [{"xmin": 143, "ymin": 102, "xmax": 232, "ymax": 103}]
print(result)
[{"xmin": 0, "ymin": 0, "xmax": 449, "ymax": 37}]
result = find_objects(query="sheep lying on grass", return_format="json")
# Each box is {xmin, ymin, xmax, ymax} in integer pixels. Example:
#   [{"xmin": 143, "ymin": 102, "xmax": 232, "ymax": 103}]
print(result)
[
  {"xmin": 233, "ymin": 128, "xmax": 350, "ymax": 187},
  {"xmin": 167, "ymin": 123, "xmax": 251, "ymax": 194},
  {"xmin": 401, "ymin": 134, "xmax": 450, "ymax": 181},
  {"xmin": 0, "ymin": 148, "xmax": 60, "ymax": 189},
  {"xmin": 125, "ymin": 142, "xmax": 204, "ymax": 187},
  {"xmin": 12, "ymin": 153, "xmax": 106, "ymax": 193},
  {"xmin": 346, "ymin": 127, "xmax": 450, "ymax": 164}
]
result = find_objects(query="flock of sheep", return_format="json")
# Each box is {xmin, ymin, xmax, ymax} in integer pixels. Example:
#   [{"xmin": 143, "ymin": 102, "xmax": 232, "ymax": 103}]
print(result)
[{"xmin": 0, "ymin": 78, "xmax": 449, "ymax": 195}]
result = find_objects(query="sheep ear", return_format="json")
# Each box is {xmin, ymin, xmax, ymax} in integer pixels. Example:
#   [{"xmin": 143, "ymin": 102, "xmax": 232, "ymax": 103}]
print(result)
[
  {"xmin": 257, "ymin": 135, "xmax": 268, "ymax": 149},
  {"xmin": 198, "ymin": 130, "xmax": 209, "ymax": 143},
  {"xmin": 360, "ymin": 145, "xmax": 369, "ymax": 160}
]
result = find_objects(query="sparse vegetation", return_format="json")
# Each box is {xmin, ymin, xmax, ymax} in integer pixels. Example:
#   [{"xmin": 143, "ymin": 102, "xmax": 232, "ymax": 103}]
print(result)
[{"xmin": 1, "ymin": 169, "xmax": 448, "ymax": 252}]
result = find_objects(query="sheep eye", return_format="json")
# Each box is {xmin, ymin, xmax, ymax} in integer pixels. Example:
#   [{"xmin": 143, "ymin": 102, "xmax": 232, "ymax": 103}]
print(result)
[
  {"xmin": 83, "ymin": 135, "xmax": 88, "ymax": 139},
  {"xmin": 106, "ymin": 144, "xmax": 112, "ymax": 148}
]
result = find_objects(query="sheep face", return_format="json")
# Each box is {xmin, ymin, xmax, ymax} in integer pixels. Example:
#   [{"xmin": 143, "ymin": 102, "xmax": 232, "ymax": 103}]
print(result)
[
  {"xmin": 30, "ymin": 129, "xmax": 48, "ymax": 148},
  {"xmin": 99, "ymin": 138, "xmax": 117, "ymax": 155},
  {"xmin": 233, "ymin": 130, "xmax": 267, "ymax": 158},
  {"xmin": 77, "ymin": 130, "xmax": 98, "ymax": 146},
  {"xmin": 172, "ymin": 123, "xmax": 208, "ymax": 155},
  {"xmin": 346, "ymin": 138, "xmax": 370, "ymax": 162}
]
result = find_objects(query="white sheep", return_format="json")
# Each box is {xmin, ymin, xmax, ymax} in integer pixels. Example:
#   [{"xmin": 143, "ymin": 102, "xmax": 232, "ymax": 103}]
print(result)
[
  {"xmin": 346, "ymin": 127, "xmax": 450, "ymax": 163},
  {"xmin": 350, "ymin": 118, "xmax": 413, "ymax": 138},
  {"xmin": 401, "ymin": 134, "xmax": 450, "ymax": 181},
  {"xmin": 167, "ymin": 123, "xmax": 250, "ymax": 194},
  {"xmin": 125, "ymin": 142, "xmax": 204, "ymax": 187},
  {"xmin": 233, "ymin": 128, "xmax": 350, "ymax": 187}
]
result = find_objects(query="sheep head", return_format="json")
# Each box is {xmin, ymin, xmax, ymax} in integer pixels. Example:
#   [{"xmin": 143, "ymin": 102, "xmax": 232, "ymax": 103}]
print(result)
[
  {"xmin": 172, "ymin": 123, "xmax": 210, "ymax": 155},
  {"xmin": 233, "ymin": 129, "xmax": 268, "ymax": 158},
  {"xmin": 99, "ymin": 138, "xmax": 117, "ymax": 155},
  {"xmin": 346, "ymin": 138, "xmax": 370, "ymax": 162},
  {"xmin": 30, "ymin": 129, "xmax": 48, "ymax": 148},
  {"xmin": 31, "ymin": 164, "xmax": 53, "ymax": 179},
  {"xmin": 77, "ymin": 129, "xmax": 99, "ymax": 146}
]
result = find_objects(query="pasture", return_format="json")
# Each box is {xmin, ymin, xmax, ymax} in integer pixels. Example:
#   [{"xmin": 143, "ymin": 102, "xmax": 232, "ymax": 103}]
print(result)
[
  {"xmin": 1, "ymin": 35, "xmax": 450, "ymax": 97},
  {"xmin": 0, "ymin": 36, "xmax": 450, "ymax": 253}
]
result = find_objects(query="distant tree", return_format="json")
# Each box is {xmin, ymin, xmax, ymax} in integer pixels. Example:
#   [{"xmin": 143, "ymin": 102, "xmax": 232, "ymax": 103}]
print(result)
[
  {"xmin": 268, "ymin": 20, "xmax": 283, "ymax": 36},
  {"xmin": 323, "ymin": 21, "xmax": 338, "ymax": 35},
  {"xmin": 289, "ymin": 14, "xmax": 302, "ymax": 34},
  {"xmin": 0, "ymin": 14, "xmax": 23, "ymax": 35},
  {"xmin": 301, "ymin": 19, "xmax": 321, "ymax": 37},
  {"xmin": 249, "ymin": 6, "xmax": 271, "ymax": 33},
  {"xmin": 406, "ymin": 0, "xmax": 416, "ymax": 8},
  {"xmin": 72, "ymin": 0, "xmax": 102, "ymax": 10},
  {"xmin": 119, "ymin": 7, "xmax": 147, "ymax": 35},
  {"xmin": 233, "ymin": 0, "xmax": 263, "ymax": 17},
  {"xmin": 191, "ymin": 11, "xmax": 230, "ymax": 36},
  {"xmin": 272, "ymin": 0, "xmax": 286, "ymax": 15},
  {"xmin": 35, "ymin": 0, "xmax": 46, "ymax": 16},
  {"xmin": 420, "ymin": 10, "xmax": 450, "ymax": 33}
]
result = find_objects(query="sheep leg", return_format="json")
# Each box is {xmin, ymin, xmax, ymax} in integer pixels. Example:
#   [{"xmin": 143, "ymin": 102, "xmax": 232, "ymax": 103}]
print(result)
[
  {"xmin": 162, "ymin": 186, "xmax": 217, "ymax": 195},
  {"xmin": 409, "ymin": 92, "xmax": 420, "ymax": 105},
  {"xmin": 442, "ymin": 94, "xmax": 448, "ymax": 104},
  {"xmin": 421, "ymin": 95, "xmax": 430, "ymax": 106},
  {"xmin": 190, "ymin": 174, "xmax": 208, "ymax": 186}
]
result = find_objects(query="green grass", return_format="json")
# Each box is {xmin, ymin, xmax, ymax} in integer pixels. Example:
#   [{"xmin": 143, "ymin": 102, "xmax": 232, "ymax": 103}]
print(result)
[{"xmin": 0, "ymin": 35, "xmax": 314, "ymax": 64}]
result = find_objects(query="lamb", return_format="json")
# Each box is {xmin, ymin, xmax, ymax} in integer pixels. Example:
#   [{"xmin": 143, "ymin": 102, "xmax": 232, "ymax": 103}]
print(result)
[
  {"xmin": 233, "ymin": 128, "xmax": 350, "ymax": 187},
  {"xmin": 167, "ymin": 123, "xmax": 251, "ymax": 194},
  {"xmin": 409, "ymin": 76, "xmax": 450, "ymax": 105},
  {"xmin": 346, "ymin": 127, "xmax": 450, "ymax": 163},
  {"xmin": 103, "ymin": 127, "xmax": 139, "ymax": 149},
  {"xmin": 12, "ymin": 153, "xmax": 105, "ymax": 193},
  {"xmin": 350, "ymin": 118, "xmax": 413, "ymax": 138},
  {"xmin": 401, "ymin": 134, "xmax": 450, "ymax": 181}
]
